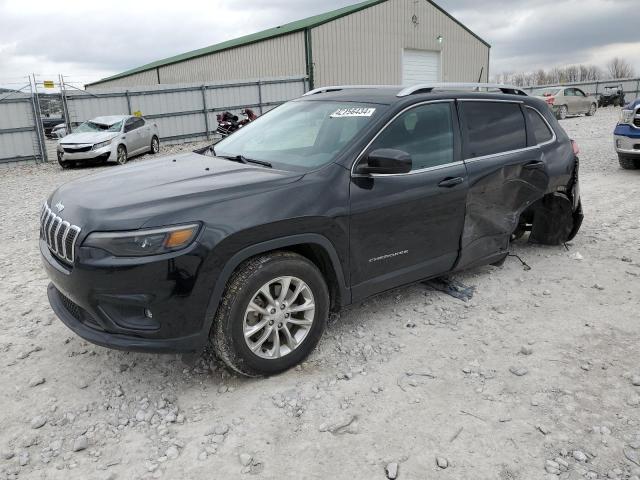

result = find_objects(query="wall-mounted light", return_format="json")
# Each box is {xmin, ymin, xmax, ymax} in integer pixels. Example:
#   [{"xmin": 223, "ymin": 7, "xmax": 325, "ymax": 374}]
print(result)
[{"xmin": 437, "ymin": 35, "xmax": 443, "ymax": 44}]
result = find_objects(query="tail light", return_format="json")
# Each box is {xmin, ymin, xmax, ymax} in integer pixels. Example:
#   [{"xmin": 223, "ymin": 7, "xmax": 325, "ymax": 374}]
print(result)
[
  {"xmin": 571, "ymin": 139, "xmax": 580, "ymax": 156},
  {"xmin": 545, "ymin": 96, "xmax": 555, "ymax": 106}
]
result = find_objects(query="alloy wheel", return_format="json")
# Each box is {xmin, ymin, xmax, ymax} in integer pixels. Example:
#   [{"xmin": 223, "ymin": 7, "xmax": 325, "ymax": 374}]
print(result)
[
  {"xmin": 242, "ymin": 276, "xmax": 315, "ymax": 359},
  {"xmin": 117, "ymin": 146, "xmax": 127, "ymax": 164},
  {"xmin": 152, "ymin": 137, "xmax": 159, "ymax": 153},
  {"xmin": 559, "ymin": 105, "xmax": 568, "ymax": 120}
]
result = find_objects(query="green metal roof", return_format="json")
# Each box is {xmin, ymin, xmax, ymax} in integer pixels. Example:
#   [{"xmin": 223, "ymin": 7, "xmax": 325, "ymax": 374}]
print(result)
[{"xmin": 87, "ymin": 0, "xmax": 489, "ymax": 86}]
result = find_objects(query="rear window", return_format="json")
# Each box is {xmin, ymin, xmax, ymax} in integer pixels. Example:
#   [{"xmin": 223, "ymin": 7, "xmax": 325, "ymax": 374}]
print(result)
[
  {"xmin": 525, "ymin": 107, "xmax": 553, "ymax": 145},
  {"xmin": 461, "ymin": 101, "xmax": 527, "ymax": 158}
]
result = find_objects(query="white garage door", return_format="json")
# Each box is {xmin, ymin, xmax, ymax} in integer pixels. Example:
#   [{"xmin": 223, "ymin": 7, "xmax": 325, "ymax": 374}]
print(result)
[{"xmin": 402, "ymin": 49, "xmax": 441, "ymax": 85}]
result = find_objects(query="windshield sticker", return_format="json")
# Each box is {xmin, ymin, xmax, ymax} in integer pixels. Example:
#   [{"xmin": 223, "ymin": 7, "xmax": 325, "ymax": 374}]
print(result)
[{"xmin": 330, "ymin": 107, "xmax": 376, "ymax": 118}]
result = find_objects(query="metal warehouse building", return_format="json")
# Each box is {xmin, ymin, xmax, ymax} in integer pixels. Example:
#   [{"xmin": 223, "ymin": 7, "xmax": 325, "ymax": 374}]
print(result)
[{"xmin": 86, "ymin": 0, "xmax": 489, "ymax": 90}]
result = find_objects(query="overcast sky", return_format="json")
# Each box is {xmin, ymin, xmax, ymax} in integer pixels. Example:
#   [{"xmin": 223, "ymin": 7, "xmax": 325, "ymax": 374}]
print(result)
[{"xmin": 0, "ymin": 0, "xmax": 637, "ymax": 88}]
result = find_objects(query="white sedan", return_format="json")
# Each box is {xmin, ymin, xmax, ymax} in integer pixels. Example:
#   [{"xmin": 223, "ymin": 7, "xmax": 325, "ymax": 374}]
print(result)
[{"xmin": 57, "ymin": 115, "xmax": 160, "ymax": 168}]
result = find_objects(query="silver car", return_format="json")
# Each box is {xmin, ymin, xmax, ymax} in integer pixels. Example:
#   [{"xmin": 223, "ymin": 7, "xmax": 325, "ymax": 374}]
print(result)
[
  {"xmin": 57, "ymin": 115, "xmax": 160, "ymax": 168},
  {"xmin": 532, "ymin": 87, "xmax": 598, "ymax": 120},
  {"xmin": 51, "ymin": 123, "xmax": 67, "ymax": 139}
]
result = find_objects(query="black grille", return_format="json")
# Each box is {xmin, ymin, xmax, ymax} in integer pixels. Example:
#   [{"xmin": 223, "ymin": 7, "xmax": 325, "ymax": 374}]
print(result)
[
  {"xmin": 58, "ymin": 291, "xmax": 103, "ymax": 331},
  {"xmin": 60, "ymin": 292, "xmax": 83, "ymax": 321},
  {"xmin": 63, "ymin": 145, "xmax": 92, "ymax": 153},
  {"xmin": 40, "ymin": 203, "xmax": 81, "ymax": 263}
]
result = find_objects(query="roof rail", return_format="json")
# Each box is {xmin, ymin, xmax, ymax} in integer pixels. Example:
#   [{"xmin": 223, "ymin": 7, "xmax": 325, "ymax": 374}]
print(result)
[
  {"xmin": 397, "ymin": 83, "xmax": 528, "ymax": 97},
  {"xmin": 303, "ymin": 85, "xmax": 398, "ymax": 96}
]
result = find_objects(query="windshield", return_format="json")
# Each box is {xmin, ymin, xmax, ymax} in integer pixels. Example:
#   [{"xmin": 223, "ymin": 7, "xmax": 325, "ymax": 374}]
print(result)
[
  {"xmin": 75, "ymin": 120, "xmax": 123, "ymax": 133},
  {"xmin": 532, "ymin": 88, "xmax": 561, "ymax": 97},
  {"xmin": 212, "ymin": 100, "xmax": 384, "ymax": 170}
]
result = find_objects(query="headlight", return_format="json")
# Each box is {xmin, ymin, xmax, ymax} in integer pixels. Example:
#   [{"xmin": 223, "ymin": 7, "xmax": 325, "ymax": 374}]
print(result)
[
  {"xmin": 83, "ymin": 223, "xmax": 200, "ymax": 257},
  {"xmin": 620, "ymin": 109, "xmax": 634, "ymax": 125},
  {"xmin": 93, "ymin": 140, "xmax": 112, "ymax": 150}
]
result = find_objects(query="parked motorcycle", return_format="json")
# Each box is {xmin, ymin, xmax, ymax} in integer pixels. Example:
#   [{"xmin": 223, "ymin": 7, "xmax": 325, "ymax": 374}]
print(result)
[{"xmin": 216, "ymin": 109, "xmax": 258, "ymax": 138}]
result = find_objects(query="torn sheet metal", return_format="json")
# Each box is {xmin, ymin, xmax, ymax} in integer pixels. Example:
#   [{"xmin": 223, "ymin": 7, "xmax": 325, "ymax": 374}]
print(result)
[{"xmin": 456, "ymin": 154, "xmax": 549, "ymax": 270}]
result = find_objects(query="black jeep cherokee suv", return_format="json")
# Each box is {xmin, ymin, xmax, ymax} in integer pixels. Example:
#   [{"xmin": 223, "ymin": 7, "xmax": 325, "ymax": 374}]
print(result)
[{"xmin": 41, "ymin": 84, "xmax": 583, "ymax": 377}]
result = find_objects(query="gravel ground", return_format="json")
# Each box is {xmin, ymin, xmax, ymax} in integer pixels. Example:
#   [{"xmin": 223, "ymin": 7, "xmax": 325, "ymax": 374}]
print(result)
[{"xmin": 1, "ymin": 107, "xmax": 639, "ymax": 480}]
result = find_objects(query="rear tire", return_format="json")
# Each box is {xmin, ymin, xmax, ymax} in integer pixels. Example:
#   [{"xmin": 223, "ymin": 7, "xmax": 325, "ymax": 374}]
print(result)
[
  {"xmin": 619, "ymin": 154, "xmax": 640, "ymax": 170},
  {"xmin": 211, "ymin": 251, "xmax": 329, "ymax": 377},
  {"xmin": 150, "ymin": 136, "xmax": 159, "ymax": 154}
]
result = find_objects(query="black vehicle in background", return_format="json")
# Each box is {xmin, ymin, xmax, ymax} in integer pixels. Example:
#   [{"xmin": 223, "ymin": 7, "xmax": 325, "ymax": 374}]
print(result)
[
  {"xmin": 40, "ymin": 83, "xmax": 583, "ymax": 377},
  {"xmin": 42, "ymin": 116, "xmax": 65, "ymax": 138},
  {"xmin": 599, "ymin": 85, "xmax": 626, "ymax": 108}
]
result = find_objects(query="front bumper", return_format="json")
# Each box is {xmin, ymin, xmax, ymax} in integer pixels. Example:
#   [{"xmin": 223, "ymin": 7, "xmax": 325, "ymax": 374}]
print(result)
[
  {"xmin": 614, "ymin": 124, "xmax": 640, "ymax": 155},
  {"xmin": 41, "ymin": 239, "xmax": 212, "ymax": 353},
  {"xmin": 57, "ymin": 144, "xmax": 114, "ymax": 162},
  {"xmin": 613, "ymin": 124, "xmax": 640, "ymax": 156}
]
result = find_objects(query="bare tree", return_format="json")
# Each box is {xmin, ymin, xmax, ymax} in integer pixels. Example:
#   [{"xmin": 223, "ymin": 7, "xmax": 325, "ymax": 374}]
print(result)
[
  {"xmin": 584, "ymin": 65, "xmax": 602, "ymax": 81},
  {"xmin": 494, "ymin": 62, "xmax": 610, "ymax": 88},
  {"xmin": 607, "ymin": 57, "xmax": 634, "ymax": 79}
]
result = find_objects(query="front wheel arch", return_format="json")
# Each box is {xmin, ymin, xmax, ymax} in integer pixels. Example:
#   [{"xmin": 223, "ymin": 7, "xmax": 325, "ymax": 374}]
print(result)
[{"xmin": 201, "ymin": 234, "xmax": 350, "ymax": 343}]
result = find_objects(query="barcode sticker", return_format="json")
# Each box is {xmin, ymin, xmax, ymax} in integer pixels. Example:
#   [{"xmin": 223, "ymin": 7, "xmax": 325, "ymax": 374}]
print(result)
[{"xmin": 330, "ymin": 107, "xmax": 376, "ymax": 118}]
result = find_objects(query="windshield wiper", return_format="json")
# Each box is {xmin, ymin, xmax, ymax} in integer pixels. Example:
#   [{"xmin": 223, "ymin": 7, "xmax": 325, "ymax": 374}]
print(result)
[{"xmin": 214, "ymin": 152, "xmax": 272, "ymax": 168}]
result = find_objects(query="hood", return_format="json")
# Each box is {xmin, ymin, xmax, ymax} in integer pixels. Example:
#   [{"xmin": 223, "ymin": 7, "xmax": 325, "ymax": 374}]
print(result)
[
  {"xmin": 48, "ymin": 152, "xmax": 303, "ymax": 232},
  {"xmin": 624, "ymin": 99, "xmax": 640, "ymax": 110},
  {"xmin": 59, "ymin": 131, "xmax": 118, "ymax": 145}
]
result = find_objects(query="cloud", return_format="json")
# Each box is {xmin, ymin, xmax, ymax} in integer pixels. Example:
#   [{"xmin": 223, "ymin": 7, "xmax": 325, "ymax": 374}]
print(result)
[
  {"xmin": 436, "ymin": 0, "xmax": 639, "ymax": 74},
  {"xmin": 0, "ymin": 0, "xmax": 637, "ymax": 87}
]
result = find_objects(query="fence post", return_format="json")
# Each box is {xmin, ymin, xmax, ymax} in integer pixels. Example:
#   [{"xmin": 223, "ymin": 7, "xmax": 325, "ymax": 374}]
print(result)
[
  {"xmin": 636, "ymin": 79, "xmax": 640, "ymax": 100},
  {"xmin": 59, "ymin": 74, "xmax": 72, "ymax": 135},
  {"xmin": 31, "ymin": 74, "xmax": 48, "ymax": 163},
  {"xmin": 201, "ymin": 85, "xmax": 210, "ymax": 140},
  {"xmin": 257, "ymin": 81, "xmax": 264, "ymax": 115},
  {"xmin": 125, "ymin": 90, "xmax": 132, "ymax": 114}
]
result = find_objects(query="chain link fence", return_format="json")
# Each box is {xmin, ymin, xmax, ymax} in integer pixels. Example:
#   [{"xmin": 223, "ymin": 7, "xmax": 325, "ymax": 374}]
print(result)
[
  {"xmin": 0, "ymin": 75, "xmax": 309, "ymax": 166},
  {"xmin": 0, "ymin": 80, "xmax": 48, "ymax": 165},
  {"xmin": 522, "ymin": 77, "xmax": 640, "ymax": 101}
]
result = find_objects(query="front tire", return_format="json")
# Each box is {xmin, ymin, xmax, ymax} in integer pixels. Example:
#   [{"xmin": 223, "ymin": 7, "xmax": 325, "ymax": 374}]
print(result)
[
  {"xmin": 557, "ymin": 105, "xmax": 568, "ymax": 120},
  {"xmin": 116, "ymin": 145, "xmax": 127, "ymax": 165},
  {"xmin": 619, "ymin": 154, "xmax": 640, "ymax": 170},
  {"xmin": 586, "ymin": 103, "xmax": 596, "ymax": 116},
  {"xmin": 211, "ymin": 251, "xmax": 329, "ymax": 377}
]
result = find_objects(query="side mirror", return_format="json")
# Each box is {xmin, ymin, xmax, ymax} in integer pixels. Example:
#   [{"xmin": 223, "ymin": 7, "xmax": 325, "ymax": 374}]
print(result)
[{"xmin": 355, "ymin": 148, "xmax": 412, "ymax": 175}]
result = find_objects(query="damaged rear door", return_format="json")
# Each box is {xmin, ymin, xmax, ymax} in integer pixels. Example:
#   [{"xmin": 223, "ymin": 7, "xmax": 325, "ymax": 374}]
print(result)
[{"xmin": 454, "ymin": 99, "xmax": 549, "ymax": 270}]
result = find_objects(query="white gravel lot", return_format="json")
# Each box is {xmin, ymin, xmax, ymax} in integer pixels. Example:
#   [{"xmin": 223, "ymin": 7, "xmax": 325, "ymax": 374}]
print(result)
[{"xmin": 1, "ymin": 107, "xmax": 639, "ymax": 480}]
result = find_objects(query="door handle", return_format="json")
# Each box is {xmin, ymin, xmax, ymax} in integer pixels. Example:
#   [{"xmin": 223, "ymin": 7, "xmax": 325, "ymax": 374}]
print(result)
[
  {"xmin": 438, "ymin": 176, "xmax": 464, "ymax": 188},
  {"xmin": 524, "ymin": 160, "xmax": 545, "ymax": 170}
]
